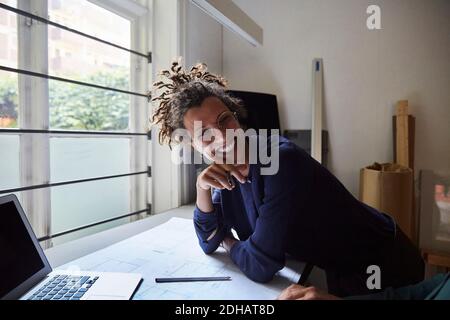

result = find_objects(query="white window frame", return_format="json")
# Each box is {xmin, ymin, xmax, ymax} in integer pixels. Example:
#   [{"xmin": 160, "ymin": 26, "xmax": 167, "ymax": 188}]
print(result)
[
  {"xmin": 14, "ymin": 0, "xmax": 151, "ymax": 248},
  {"xmin": 90, "ymin": 0, "xmax": 151, "ymax": 219}
]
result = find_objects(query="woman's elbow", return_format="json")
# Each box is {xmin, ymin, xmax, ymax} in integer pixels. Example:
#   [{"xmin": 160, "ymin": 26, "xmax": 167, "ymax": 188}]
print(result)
[
  {"xmin": 199, "ymin": 240, "xmax": 220, "ymax": 255},
  {"xmin": 247, "ymin": 269, "xmax": 276, "ymax": 283}
]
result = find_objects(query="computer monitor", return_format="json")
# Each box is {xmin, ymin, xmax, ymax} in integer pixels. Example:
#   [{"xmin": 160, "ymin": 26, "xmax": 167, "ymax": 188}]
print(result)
[{"xmin": 228, "ymin": 90, "xmax": 281, "ymax": 132}]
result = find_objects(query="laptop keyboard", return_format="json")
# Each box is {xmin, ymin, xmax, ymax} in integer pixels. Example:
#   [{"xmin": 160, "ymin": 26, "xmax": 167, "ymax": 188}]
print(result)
[{"xmin": 27, "ymin": 275, "xmax": 99, "ymax": 300}]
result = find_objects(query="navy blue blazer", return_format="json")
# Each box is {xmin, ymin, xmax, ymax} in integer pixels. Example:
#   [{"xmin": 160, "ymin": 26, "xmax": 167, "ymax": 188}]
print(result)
[{"xmin": 193, "ymin": 136, "xmax": 395, "ymax": 283}]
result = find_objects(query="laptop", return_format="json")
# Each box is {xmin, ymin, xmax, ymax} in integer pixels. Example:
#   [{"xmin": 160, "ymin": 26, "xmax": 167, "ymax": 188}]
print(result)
[{"xmin": 0, "ymin": 194, "xmax": 142, "ymax": 300}]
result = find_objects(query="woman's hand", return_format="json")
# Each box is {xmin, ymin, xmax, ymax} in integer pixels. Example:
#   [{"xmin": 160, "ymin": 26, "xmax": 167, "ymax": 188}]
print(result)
[
  {"xmin": 197, "ymin": 163, "xmax": 246, "ymax": 191},
  {"xmin": 221, "ymin": 236, "xmax": 238, "ymax": 253},
  {"xmin": 277, "ymin": 284, "xmax": 341, "ymax": 300}
]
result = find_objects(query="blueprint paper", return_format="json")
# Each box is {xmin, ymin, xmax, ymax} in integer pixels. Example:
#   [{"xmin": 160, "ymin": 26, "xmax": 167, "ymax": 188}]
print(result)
[{"xmin": 57, "ymin": 218, "xmax": 305, "ymax": 300}]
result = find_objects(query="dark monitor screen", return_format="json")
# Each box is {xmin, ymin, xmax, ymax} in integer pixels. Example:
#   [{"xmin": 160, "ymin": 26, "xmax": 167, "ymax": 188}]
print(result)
[
  {"xmin": 228, "ymin": 90, "xmax": 281, "ymax": 132},
  {"xmin": 0, "ymin": 198, "xmax": 49, "ymax": 299}
]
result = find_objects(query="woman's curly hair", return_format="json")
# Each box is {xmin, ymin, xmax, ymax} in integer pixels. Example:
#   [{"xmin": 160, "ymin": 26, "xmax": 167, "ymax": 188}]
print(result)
[{"xmin": 149, "ymin": 59, "xmax": 246, "ymax": 147}]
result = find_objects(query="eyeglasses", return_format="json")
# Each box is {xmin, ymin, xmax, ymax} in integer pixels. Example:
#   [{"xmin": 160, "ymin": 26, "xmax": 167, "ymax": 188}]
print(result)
[
  {"xmin": 215, "ymin": 110, "xmax": 238, "ymax": 131},
  {"xmin": 195, "ymin": 110, "xmax": 238, "ymax": 146}
]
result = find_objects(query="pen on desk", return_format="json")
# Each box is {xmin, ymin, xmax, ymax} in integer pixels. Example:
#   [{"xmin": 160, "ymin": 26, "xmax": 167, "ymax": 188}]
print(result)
[{"xmin": 155, "ymin": 276, "xmax": 232, "ymax": 283}]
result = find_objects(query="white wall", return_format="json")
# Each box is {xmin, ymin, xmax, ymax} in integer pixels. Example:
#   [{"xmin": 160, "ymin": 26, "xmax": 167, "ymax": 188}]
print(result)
[
  {"xmin": 222, "ymin": 0, "xmax": 450, "ymax": 196},
  {"xmin": 184, "ymin": 1, "xmax": 223, "ymax": 73}
]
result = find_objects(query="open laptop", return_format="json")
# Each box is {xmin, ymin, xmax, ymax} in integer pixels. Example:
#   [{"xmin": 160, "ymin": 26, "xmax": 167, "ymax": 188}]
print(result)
[{"xmin": 0, "ymin": 194, "xmax": 142, "ymax": 300}]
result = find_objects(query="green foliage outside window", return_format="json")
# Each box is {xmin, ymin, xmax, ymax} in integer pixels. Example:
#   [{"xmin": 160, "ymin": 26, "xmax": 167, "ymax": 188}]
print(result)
[
  {"xmin": 0, "ymin": 75, "xmax": 18, "ymax": 128},
  {"xmin": 0, "ymin": 70, "xmax": 130, "ymax": 130}
]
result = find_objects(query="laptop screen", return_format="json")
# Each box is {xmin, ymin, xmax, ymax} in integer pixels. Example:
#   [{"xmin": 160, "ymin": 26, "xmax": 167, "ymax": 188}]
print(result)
[{"xmin": 0, "ymin": 200, "xmax": 46, "ymax": 299}]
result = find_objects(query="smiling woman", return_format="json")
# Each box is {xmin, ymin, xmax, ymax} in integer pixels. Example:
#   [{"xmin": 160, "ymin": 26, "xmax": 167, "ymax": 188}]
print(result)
[{"xmin": 150, "ymin": 60, "xmax": 425, "ymax": 297}]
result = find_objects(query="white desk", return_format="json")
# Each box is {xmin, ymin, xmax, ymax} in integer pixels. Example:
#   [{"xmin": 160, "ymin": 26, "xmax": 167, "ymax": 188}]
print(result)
[
  {"xmin": 45, "ymin": 206, "xmax": 195, "ymax": 267},
  {"xmin": 45, "ymin": 205, "xmax": 327, "ymax": 300}
]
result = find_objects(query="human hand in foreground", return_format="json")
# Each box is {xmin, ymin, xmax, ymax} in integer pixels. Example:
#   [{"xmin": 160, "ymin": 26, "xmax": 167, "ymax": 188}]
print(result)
[
  {"xmin": 220, "ymin": 236, "xmax": 238, "ymax": 253},
  {"xmin": 277, "ymin": 284, "xmax": 341, "ymax": 300},
  {"xmin": 197, "ymin": 164, "xmax": 246, "ymax": 191}
]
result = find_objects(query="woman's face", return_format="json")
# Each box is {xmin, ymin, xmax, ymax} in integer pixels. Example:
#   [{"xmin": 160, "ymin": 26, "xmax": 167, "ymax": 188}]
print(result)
[{"xmin": 183, "ymin": 96, "xmax": 241, "ymax": 163}]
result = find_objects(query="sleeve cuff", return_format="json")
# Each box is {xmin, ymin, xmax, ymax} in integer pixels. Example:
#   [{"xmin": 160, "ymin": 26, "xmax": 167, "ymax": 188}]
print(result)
[{"xmin": 194, "ymin": 205, "xmax": 218, "ymax": 220}]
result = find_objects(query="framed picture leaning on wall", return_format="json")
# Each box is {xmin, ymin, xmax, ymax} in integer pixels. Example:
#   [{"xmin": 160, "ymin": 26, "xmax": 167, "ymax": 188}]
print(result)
[{"xmin": 419, "ymin": 170, "xmax": 450, "ymax": 255}]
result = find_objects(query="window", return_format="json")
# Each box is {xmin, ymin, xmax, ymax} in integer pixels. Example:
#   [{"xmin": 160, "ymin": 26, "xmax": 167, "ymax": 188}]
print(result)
[
  {"xmin": 0, "ymin": 0, "xmax": 18, "ymax": 128},
  {"xmin": 0, "ymin": 135, "xmax": 20, "ymax": 189},
  {"xmin": 0, "ymin": 0, "xmax": 19, "ymax": 209},
  {"xmin": 0, "ymin": 33, "xmax": 8, "ymax": 59},
  {"xmin": 0, "ymin": 0, "xmax": 151, "ymax": 247},
  {"xmin": 0, "ymin": 8, "xmax": 6, "ymax": 25}
]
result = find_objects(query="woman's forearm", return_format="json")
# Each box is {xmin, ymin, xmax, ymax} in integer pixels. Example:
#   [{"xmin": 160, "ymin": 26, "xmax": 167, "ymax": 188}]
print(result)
[
  {"xmin": 196, "ymin": 184, "xmax": 214, "ymax": 213},
  {"xmin": 194, "ymin": 184, "xmax": 224, "ymax": 255}
]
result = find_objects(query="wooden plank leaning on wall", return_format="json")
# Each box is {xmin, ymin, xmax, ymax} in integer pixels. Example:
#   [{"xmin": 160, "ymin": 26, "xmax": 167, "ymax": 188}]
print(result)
[{"xmin": 393, "ymin": 100, "xmax": 416, "ymax": 241}]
